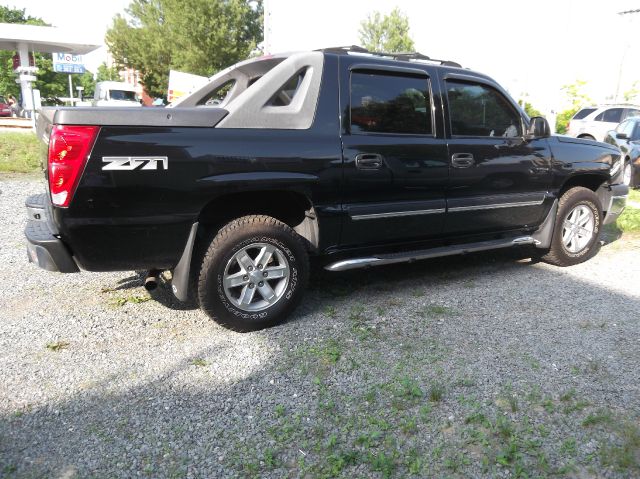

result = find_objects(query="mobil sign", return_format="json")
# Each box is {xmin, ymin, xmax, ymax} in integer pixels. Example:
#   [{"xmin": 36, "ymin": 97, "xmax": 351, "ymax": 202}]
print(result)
[{"xmin": 53, "ymin": 52, "xmax": 86, "ymax": 74}]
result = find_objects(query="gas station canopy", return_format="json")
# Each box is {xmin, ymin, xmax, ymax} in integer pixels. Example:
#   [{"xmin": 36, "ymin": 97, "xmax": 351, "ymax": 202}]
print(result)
[
  {"xmin": 0, "ymin": 23, "xmax": 102, "ymax": 124},
  {"xmin": 0, "ymin": 22, "xmax": 101, "ymax": 54}
]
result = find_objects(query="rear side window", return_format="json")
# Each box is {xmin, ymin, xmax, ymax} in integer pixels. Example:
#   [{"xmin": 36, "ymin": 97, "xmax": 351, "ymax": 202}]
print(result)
[
  {"xmin": 625, "ymin": 108, "xmax": 640, "ymax": 119},
  {"xmin": 572, "ymin": 108, "xmax": 596, "ymax": 120},
  {"xmin": 595, "ymin": 108, "xmax": 624, "ymax": 123},
  {"xmin": 446, "ymin": 81, "xmax": 522, "ymax": 137},
  {"xmin": 350, "ymin": 71, "xmax": 432, "ymax": 135}
]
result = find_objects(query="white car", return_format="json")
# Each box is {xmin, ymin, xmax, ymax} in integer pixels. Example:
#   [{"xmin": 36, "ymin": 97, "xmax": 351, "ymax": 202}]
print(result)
[
  {"xmin": 566, "ymin": 104, "xmax": 640, "ymax": 142},
  {"xmin": 92, "ymin": 81, "xmax": 142, "ymax": 107}
]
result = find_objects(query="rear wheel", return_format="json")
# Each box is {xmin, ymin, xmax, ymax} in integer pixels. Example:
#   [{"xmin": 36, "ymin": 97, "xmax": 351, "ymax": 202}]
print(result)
[
  {"xmin": 197, "ymin": 215, "xmax": 309, "ymax": 332},
  {"xmin": 541, "ymin": 187, "xmax": 602, "ymax": 266},
  {"xmin": 579, "ymin": 134, "xmax": 596, "ymax": 141}
]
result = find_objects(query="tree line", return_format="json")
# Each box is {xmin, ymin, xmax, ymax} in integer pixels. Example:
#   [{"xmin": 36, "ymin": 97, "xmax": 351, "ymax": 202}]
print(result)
[{"xmin": 1, "ymin": 3, "xmax": 636, "ymax": 122}]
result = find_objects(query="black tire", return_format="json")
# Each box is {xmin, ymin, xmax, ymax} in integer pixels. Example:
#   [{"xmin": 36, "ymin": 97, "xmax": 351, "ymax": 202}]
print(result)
[
  {"xmin": 541, "ymin": 187, "xmax": 602, "ymax": 267},
  {"xmin": 579, "ymin": 134, "xmax": 596, "ymax": 141},
  {"xmin": 197, "ymin": 215, "xmax": 309, "ymax": 332}
]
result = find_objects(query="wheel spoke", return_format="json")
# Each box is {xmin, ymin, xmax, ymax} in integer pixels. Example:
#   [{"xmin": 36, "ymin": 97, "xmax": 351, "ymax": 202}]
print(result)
[
  {"xmin": 235, "ymin": 250, "xmax": 255, "ymax": 272},
  {"xmin": 224, "ymin": 271, "xmax": 248, "ymax": 289},
  {"xmin": 257, "ymin": 281, "xmax": 277, "ymax": 303},
  {"xmin": 238, "ymin": 284, "xmax": 256, "ymax": 305},
  {"xmin": 254, "ymin": 245, "xmax": 275, "ymax": 268},
  {"xmin": 264, "ymin": 265, "xmax": 288, "ymax": 279}
]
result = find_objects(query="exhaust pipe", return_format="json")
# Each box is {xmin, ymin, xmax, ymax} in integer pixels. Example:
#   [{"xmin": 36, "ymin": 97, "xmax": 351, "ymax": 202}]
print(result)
[{"xmin": 144, "ymin": 269, "xmax": 161, "ymax": 291}]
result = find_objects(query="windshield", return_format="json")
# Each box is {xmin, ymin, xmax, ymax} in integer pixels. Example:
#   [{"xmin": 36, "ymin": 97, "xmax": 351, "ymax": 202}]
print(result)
[
  {"xmin": 110, "ymin": 90, "xmax": 137, "ymax": 101},
  {"xmin": 0, "ymin": 96, "xmax": 6, "ymax": 104}
]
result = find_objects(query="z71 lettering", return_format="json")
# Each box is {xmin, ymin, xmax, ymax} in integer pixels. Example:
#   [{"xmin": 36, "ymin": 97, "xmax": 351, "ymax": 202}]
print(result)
[{"xmin": 102, "ymin": 156, "xmax": 168, "ymax": 171}]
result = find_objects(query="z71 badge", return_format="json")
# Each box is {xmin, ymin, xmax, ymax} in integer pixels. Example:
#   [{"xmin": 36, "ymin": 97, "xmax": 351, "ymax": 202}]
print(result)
[{"xmin": 102, "ymin": 156, "xmax": 168, "ymax": 171}]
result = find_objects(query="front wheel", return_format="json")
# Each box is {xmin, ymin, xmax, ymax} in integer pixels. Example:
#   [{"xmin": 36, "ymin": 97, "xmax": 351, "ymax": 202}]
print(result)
[
  {"xmin": 541, "ymin": 187, "xmax": 602, "ymax": 267},
  {"xmin": 197, "ymin": 215, "xmax": 309, "ymax": 332}
]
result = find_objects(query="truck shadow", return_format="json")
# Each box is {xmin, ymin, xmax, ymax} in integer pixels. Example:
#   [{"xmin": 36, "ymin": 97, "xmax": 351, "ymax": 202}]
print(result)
[{"xmin": 2, "ymin": 242, "xmax": 639, "ymax": 477}]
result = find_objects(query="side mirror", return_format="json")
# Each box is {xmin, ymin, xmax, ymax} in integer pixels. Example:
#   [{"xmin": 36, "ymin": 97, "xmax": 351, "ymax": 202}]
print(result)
[
  {"xmin": 615, "ymin": 132, "xmax": 629, "ymax": 140},
  {"xmin": 526, "ymin": 116, "xmax": 551, "ymax": 139}
]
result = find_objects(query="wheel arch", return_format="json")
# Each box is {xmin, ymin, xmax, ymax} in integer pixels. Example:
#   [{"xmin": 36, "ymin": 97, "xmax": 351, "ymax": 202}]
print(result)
[
  {"xmin": 197, "ymin": 189, "xmax": 319, "ymax": 253},
  {"xmin": 577, "ymin": 133, "xmax": 596, "ymax": 140},
  {"xmin": 558, "ymin": 173, "xmax": 609, "ymax": 198}
]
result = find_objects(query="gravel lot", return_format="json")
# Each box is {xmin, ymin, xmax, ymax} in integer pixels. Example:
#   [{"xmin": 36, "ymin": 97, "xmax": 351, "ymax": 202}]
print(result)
[{"xmin": 1, "ymin": 176, "xmax": 639, "ymax": 478}]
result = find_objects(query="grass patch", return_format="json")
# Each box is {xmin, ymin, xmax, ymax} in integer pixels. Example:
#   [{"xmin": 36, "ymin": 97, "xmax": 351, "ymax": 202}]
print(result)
[
  {"xmin": 190, "ymin": 358, "xmax": 209, "ymax": 367},
  {"xmin": 0, "ymin": 132, "xmax": 41, "ymax": 173},
  {"xmin": 46, "ymin": 341, "xmax": 69, "ymax": 352},
  {"xmin": 420, "ymin": 303, "xmax": 456, "ymax": 318},
  {"xmin": 110, "ymin": 293, "xmax": 151, "ymax": 306},
  {"xmin": 310, "ymin": 339, "xmax": 342, "ymax": 366}
]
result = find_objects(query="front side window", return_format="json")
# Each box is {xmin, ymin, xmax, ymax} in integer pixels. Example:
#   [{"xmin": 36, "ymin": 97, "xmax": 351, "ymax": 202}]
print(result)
[
  {"xmin": 623, "ymin": 120, "xmax": 635, "ymax": 137},
  {"xmin": 446, "ymin": 81, "xmax": 522, "ymax": 137},
  {"xmin": 615, "ymin": 120, "xmax": 629, "ymax": 133},
  {"xmin": 350, "ymin": 71, "xmax": 432, "ymax": 135}
]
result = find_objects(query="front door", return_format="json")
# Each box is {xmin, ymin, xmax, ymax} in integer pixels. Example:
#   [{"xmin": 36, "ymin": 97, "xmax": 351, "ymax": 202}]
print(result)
[
  {"xmin": 339, "ymin": 62, "xmax": 449, "ymax": 247},
  {"xmin": 442, "ymin": 77, "xmax": 554, "ymax": 236}
]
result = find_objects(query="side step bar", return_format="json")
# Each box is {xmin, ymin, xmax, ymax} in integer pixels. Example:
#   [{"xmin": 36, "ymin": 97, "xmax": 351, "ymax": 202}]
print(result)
[{"xmin": 324, "ymin": 236, "xmax": 538, "ymax": 272}]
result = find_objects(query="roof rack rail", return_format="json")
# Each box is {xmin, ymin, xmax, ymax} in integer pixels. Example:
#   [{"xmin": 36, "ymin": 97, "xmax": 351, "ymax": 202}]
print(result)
[{"xmin": 318, "ymin": 45, "xmax": 462, "ymax": 68}]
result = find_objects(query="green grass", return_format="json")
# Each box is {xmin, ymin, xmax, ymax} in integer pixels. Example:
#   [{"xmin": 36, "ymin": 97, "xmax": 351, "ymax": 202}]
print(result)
[
  {"xmin": 46, "ymin": 341, "xmax": 69, "ymax": 352},
  {"xmin": 612, "ymin": 188, "xmax": 640, "ymax": 233},
  {"xmin": 0, "ymin": 132, "xmax": 41, "ymax": 173},
  {"xmin": 190, "ymin": 358, "xmax": 209, "ymax": 367}
]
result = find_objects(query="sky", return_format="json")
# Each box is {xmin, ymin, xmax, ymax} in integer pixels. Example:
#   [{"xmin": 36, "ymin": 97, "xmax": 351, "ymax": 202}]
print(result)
[{"xmin": 5, "ymin": 0, "xmax": 640, "ymax": 113}]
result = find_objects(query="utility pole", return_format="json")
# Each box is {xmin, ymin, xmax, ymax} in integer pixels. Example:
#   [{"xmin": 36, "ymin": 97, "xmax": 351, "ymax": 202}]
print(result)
[{"xmin": 615, "ymin": 9, "xmax": 639, "ymax": 102}]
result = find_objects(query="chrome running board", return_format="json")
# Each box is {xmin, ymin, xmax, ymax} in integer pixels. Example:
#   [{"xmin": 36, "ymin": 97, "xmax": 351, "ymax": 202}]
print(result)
[{"xmin": 324, "ymin": 236, "xmax": 538, "ymax": 272}]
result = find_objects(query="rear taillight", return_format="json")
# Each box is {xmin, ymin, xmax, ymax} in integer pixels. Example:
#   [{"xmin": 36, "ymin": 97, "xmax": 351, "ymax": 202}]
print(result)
[{"xmin": 48, "ymin": 125, "xmax": 99, "ymax": 207}]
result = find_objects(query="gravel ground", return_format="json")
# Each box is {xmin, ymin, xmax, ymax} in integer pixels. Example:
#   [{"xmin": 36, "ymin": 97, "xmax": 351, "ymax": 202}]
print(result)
[{"xmin": 1, "ymin": 176, "xmax": 639, "ymax": 478}]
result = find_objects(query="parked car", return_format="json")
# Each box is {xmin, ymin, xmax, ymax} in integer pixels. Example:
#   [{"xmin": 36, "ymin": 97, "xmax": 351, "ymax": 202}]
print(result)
[
  {"xmin": 604, "ymin": 117, "xmax": 640, "ymax": 187},
  {"xmin": 0, "ymin": 96, "xmax": 11, "ymax": 117},
  {"xmin": 92, "ymin": 81, "xmax": 142, "ymax": 107},
  {"xmin": 567, "ymin": 104, "xmax": 640, "ymax": 142},
  {"xmin": 26, "ymin": 46, "xmax": 628, "ymax": 331}
]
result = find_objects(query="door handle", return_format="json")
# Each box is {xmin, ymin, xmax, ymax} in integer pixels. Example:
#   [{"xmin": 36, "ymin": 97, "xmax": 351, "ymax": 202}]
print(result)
[
  {"xmin": 451, "ymin": 152, "xmax": 475, "ymax": 168},
  {"xmin": 355, "ymin": 153, "xmax": 384, "ymax": 170}
]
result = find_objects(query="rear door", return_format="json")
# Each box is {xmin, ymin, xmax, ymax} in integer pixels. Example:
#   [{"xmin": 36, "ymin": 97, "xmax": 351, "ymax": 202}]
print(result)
[
  {"xmin": 441, "ymin": 75, "xmax": 554, "ymax": 236},
  {"xmin": 339, "ymin": 59, "xmax": 449, "ymax": 246}
]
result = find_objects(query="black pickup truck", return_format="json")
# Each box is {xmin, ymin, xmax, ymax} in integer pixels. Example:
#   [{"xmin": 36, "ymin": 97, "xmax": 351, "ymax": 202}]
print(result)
[{"xmin": 26, "ymin": 46, "xmax": 628, "ymax": 331}]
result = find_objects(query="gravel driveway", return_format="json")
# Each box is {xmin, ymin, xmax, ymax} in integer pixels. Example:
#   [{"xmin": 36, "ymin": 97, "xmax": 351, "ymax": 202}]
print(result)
[{"xmin": 1, "ymin": 177, "xmax": 639, "ymax": 478}]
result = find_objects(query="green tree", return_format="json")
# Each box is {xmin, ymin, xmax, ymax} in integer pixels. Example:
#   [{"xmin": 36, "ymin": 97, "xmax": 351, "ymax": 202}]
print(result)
[
  {"xmin": 78, "ymin": 71, "xmax": 96, "ymax": 99},
  {"xmin": 624, "ymin": 81, "xmax": 640, "ymax": 102},
  {"xmin": 359, "ymin": 8, "xmax": 415, "ymax": 53},
  {"xmin": 96, "ymin": 63, "xmax": 121, "ymax": 82},
  {"xmin": 523, "ymin": 102, "xmax": 543, "ymax": 118},
  {"xmin": 106, "ymin": 0, "xmax": 263, "ymax": 98},
  {"xmin": 0, "ymin": 6, "xmax": 71, "ymax": 103},
  {"xmin": 556, "ymin": 80, "xmax": 592, "ymax": 134}
]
